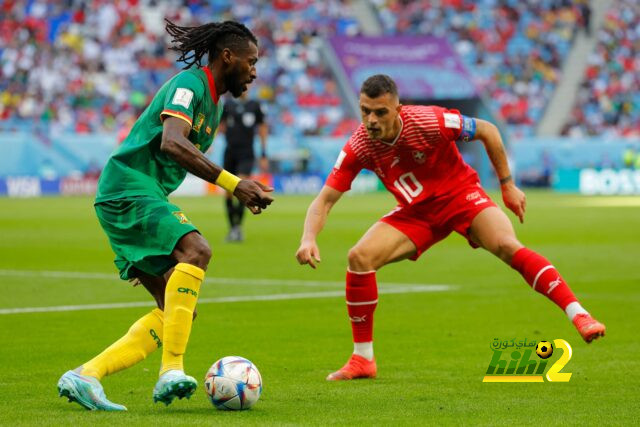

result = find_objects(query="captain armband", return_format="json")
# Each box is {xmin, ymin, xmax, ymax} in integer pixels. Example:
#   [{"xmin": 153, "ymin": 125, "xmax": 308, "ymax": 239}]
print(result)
[{"xmin": 459, "ymin": 115, "xmax": 477, "ymax": 142}]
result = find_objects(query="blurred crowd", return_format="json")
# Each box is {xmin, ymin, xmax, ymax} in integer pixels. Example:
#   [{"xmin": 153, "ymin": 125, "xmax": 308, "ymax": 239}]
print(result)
[
  {"xmin": 0, "ymin": 0, "xmax": 636, "ymax": 141},
  {"xmin": 372, "ymin": 0, "xmax": 586, "ymax": 138},
  {"xmin": 0, "ymin": 0, "xmax": 360, "ymax": 137},
  {"xmin": 562, "ymin": 0, "xmax": 640, "ymax": 138}
]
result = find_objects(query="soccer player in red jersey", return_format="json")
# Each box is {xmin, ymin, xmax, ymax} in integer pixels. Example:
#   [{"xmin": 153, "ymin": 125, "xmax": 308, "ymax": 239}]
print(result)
[{"xmin": 295, "ymin": 75, "xmax": 605, "ymax": 381}]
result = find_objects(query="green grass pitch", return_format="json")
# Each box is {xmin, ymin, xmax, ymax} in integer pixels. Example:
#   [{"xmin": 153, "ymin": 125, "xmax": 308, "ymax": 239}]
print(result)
[{"xmin": 0, "ymin": 191, "xmax": 638, "ymax": 425}]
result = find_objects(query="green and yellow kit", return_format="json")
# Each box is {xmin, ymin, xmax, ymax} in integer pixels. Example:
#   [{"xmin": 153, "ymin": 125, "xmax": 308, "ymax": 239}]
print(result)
[{"xmin": 95, "ymin": 67, "xmax": 223, "ymax": 280}]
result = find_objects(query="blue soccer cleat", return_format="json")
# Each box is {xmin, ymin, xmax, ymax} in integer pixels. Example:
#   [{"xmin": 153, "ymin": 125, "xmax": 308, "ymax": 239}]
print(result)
[
  {"xmin": 152, "ymin": 370, "xmax": 197, "ymax": 406},
  {"xmin": 57, "ymin": 370, "xmax": 127, "ymax": 411}
]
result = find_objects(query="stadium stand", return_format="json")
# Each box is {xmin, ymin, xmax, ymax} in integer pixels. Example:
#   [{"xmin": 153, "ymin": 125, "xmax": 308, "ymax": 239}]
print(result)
[
  {"xmin": 562, "ymin": 0, "xmax": 640, "ymax": 137},
  {"xmin": 372, "ymin": 0, "xmax": 583, "ymax": 138},
  {"xmin": 0, "ymin": 0, "xmax": 360, "ymax": 137}
]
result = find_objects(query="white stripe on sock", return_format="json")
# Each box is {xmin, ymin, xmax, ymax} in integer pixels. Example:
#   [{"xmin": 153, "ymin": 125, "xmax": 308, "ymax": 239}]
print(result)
[
  {"xmin": 346, "ymin": 299, "xmax": 378, "ymax": 306},
  {"xmin": 347, "ymin": 268, "xmax": 377, "ymax": 275},
  {"xmin": 532, "ymin": 265, "xmax": 555, "ymax": 290},
  {"xmin": 565, "ymin": 301, "xmax": 588, "ymax": 320}
]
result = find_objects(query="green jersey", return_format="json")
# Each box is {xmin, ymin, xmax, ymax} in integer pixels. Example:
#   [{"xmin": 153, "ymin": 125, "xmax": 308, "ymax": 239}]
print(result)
[{"xmin": 96, "ymin": 67, "xmax": 223, "ymax": 203}]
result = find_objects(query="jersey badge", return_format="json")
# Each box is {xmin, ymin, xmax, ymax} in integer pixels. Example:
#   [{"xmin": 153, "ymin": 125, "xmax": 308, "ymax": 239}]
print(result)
[
  {"xmin": 193, "ymin": 113, "xmax": 205, "ymax": 132},
  {"xmin": 443, "ymin": 113, "xmax": 461, "ymax": 129},
  {"xmin": 172, "ymin": 88, "xmax": 194, "ymax": 109},
  {"xmin": 206, "ymin": 126, "xmax": 212, "ymax": 135},
  {"xmin": 390, "ymin": 156, "xmax": 401, "ymax": 168},
  {"xmin": 334, "ymin": 150, "xmax": 347, "ymax": 170},
  {"xmin": 412, "ymin": 150, "xmax": 426, "ymax": 164},
  {"xmin": 172, "ymin": 211, "xmax": 191, "ymax": 224}
]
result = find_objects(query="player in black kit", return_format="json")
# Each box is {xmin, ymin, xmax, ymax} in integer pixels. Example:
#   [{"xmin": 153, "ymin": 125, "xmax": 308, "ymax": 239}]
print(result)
[{"xmin": 219, "ymin": 92, "xmax": 268, "ymax": 242}]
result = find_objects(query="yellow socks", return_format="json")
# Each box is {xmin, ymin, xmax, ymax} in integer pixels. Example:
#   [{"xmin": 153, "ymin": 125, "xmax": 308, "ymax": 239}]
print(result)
[
  {"xmin": 78, "ymin": 263, "xmax": 204, "ymax": 379},
  {"xmin": 80, "ymin": 308, "xmax": 164, "ymax": 380},
  {"xmin": 160, "ymin": 263, "xmax": 204, "ymax": 375}
]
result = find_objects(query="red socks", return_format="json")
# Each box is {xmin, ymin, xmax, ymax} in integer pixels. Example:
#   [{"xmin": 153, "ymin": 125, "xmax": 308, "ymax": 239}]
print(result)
[
  {"xmin": 345, "ymin": 269, "xmax": 378, "ymax": 342},
  {"xmin": 511, "ymin": 248, "xmax": 577, "ymax": 310}
]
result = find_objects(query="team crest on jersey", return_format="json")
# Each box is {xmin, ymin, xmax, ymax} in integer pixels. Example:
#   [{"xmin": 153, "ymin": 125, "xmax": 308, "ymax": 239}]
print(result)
[
  {"xmin": 205, "ymin": 126, "xmax": 212, "ymax": 135},
  {"xmin": 412, "ymin": 150, "xmax": 426, "ymax": 164},
  {"xmin": 172, "ymin": 211, "xmax": 191, "ymax": 224},
  {"xmin": 193, "ymin": 113, "xmax": 205, "ymax": 132}
]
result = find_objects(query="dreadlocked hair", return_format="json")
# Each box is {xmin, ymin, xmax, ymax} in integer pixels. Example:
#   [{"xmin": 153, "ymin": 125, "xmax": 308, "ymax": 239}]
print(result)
[{"xmin": 165, "ymin": 19, "xmax": 258, "ymax": 69}]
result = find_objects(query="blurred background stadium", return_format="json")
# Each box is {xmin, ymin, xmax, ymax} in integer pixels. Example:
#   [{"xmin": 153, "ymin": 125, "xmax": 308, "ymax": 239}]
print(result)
[
  {"xmin": 1, "ymin": 0, "xmax": 639, "ymax": 196},
  {"xmin": 1, "ymin": 1, "xmax": 639, "ymax": 423}
]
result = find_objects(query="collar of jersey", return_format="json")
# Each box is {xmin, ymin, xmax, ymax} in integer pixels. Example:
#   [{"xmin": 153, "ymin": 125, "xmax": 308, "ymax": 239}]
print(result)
[
  {"xmin": 202, "ymin": 66, "xmax": 219, "ymax": 104},
  {"xmin": 377, "ymin": 116, "xmax": 403, "ymax": 146}
]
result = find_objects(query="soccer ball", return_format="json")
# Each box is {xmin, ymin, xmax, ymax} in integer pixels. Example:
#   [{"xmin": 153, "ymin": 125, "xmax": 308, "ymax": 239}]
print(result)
[
  {"xmin": 204, "ymin": 356, "xmax": 262, "ymax": 410},
  {"xmin": 535, "ymin": 341, "xmax": 554, "ymax": 359}
]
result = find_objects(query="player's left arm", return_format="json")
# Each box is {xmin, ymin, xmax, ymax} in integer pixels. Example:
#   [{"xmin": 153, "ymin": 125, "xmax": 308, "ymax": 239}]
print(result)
[{"xmin": 474, "ymin": 118, "xmax": 526, "ymax": 223}]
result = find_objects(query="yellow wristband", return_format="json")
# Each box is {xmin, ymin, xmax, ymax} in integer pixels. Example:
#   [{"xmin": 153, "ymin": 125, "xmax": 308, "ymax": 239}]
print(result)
[{"xmin": 215, "ymin": 169, "xmax": 241, "ymax": 193}]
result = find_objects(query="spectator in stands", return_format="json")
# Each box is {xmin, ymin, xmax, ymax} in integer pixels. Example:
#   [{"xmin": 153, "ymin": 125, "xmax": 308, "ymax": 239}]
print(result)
[
  {"xmin": 0, "ymin": 0, "xmax": 359, "ymax": 140},
  {"xmin": 373, "ymin": 0, "xmax": 581, "ymax": 137},
  {"xmin": 563, "ymin": 0, "xmax": 640, "ymax": 138}
]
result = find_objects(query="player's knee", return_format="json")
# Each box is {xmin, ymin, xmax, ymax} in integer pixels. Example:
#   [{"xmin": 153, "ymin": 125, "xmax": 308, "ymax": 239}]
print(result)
[
  {"xmin": 347, "ymin": 246, "xmax": 375, "ymax": 271},
  {"xmin": 182, "ymin": 239, "xmax": 212, "ymax": 269},
  {"xmin": 494, "ymin": 236, "xmax": 522, "ymax": 263},
  {"xmin": 193, "ymin": 241, "xmax": 212, "ymax": 267}
]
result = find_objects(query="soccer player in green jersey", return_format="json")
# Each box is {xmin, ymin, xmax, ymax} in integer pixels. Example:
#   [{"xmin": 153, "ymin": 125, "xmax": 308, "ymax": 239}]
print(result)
[{"xmin": 57, "ymin": 20, "xmax": 273, "ymax": 411}]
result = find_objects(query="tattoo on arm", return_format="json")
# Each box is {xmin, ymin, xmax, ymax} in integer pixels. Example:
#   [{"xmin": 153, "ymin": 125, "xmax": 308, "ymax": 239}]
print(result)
[{"xmin": 499, "ymin": 175, "xmax": 513, "ymax": 185}]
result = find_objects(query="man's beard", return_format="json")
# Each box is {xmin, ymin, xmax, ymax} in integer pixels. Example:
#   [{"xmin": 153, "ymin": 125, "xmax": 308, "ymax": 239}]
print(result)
[{"xmin": 225, "ymin": 73, "xmax": 245, "ymax": 98}]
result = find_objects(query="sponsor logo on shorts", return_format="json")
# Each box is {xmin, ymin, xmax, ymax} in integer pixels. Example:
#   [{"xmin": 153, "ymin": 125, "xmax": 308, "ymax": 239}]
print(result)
[
  {"xmin": 172, "ymin": 211, "xmax": 191, "ymax": 224},
  {"xmin": 474, "ymin": 198, "xmax": 489, "ymax": 205},
  {"xmin": 466, "ymin": 191, "xmax": 481, "ymax": 201},
  {"xmin": 178, "ymin": 287, "xmax": 198, "ymax": 297}
]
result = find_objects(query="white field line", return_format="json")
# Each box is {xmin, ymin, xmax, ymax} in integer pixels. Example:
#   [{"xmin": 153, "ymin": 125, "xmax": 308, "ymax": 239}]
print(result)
[
  {"xmin": 0, "ymin": 285, "xmax": 452, "ymax": 315},
  {"xmin": 0, "ymin": 269, "xmax": 436, "ymax": 289},
  {"xmin": 0, "ymin": 269, "xmax": 454, "ymax": 315}
]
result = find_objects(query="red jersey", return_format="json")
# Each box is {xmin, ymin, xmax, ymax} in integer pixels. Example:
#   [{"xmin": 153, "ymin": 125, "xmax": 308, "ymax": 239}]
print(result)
[{"xmin": 326, "ymin": 105, "xmax": 479, "ymax": 206}]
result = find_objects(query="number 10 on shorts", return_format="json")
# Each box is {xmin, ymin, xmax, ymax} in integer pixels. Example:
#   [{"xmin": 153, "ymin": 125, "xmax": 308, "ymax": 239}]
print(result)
[{"xmin": 393, "ymin": 172, "xmax": 423, "ymax": 203}]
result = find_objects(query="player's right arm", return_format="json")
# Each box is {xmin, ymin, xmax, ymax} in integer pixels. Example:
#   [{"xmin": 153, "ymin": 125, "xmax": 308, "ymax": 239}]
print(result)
[
  {"xmin": 160, "ymin": 117, "xmax": 273, "ymax": 214},
  {"xmin": 296, "ymin": 142, "xmax": 363, "ymax": 268},
  {"xmin": 296, "ymin": 185, "xmax": 344, "ymax": 269},
  {"xmin": 159, "ymin": 72, "xmax": 272, "ymax": 213}
]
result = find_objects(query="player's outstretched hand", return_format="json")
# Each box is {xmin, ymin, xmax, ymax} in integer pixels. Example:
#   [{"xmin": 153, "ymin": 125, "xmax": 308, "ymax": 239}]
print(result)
[
  {"xmin": 296, "ymin": 240, "xmax": 322, "ymax": 269},
  {"xmin": 234, "ymin": 180, "xmax": 274, "ymax": 215},
  {"xmin": 501, "ymin": 182, "xmax": 526, "ymax": 223}
]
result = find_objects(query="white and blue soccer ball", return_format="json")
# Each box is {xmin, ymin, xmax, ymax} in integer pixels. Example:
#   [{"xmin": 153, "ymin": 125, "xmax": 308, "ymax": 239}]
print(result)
[{"xmin": 204, "ymin": 356, "xmax": 262, "ymax": 410}]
